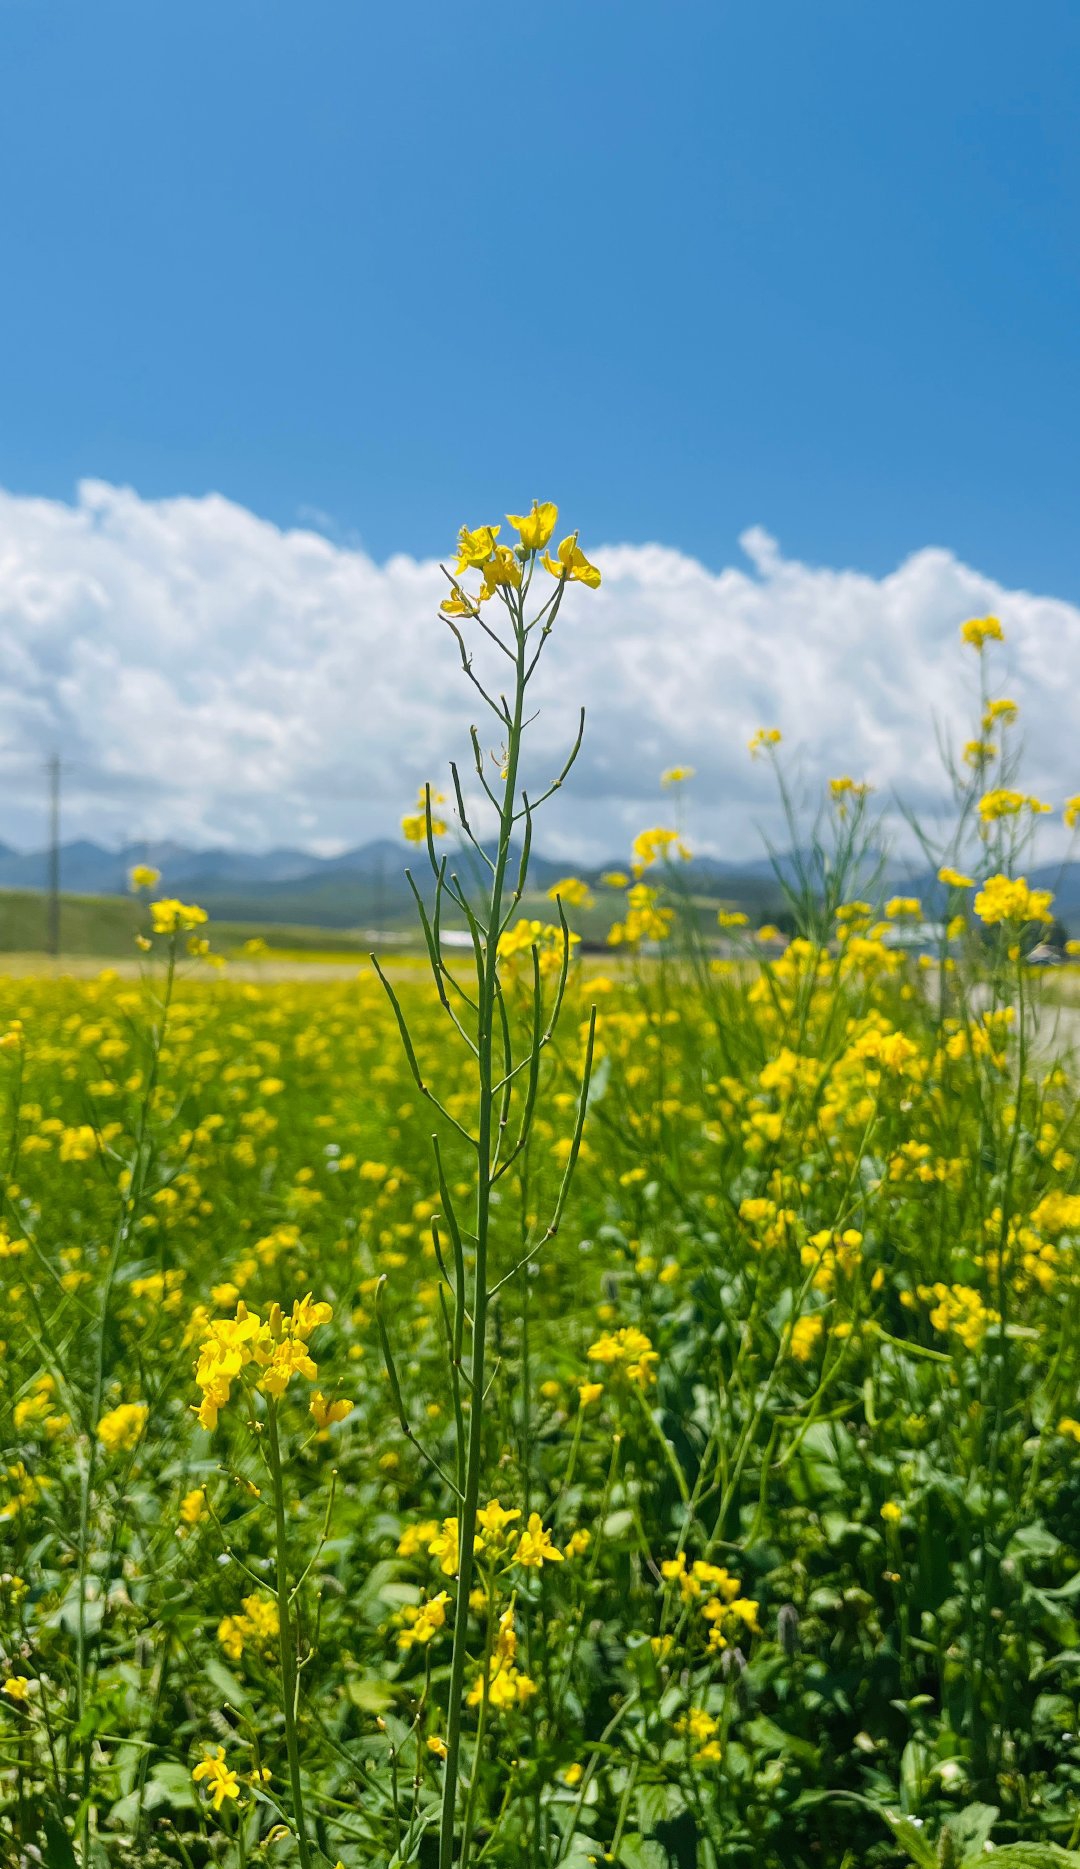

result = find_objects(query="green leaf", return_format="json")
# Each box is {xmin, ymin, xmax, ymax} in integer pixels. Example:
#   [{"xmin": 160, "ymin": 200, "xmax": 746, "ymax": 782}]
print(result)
[
  {"xmin": 944, "ymin": 1802, "xmax": 998, "ymax": 1857},
  {"xmin": 899, "ymin": 1735, "xmax": 928, "ymax": 1814},
  {"xmin": 962, "ymin": 1850, "xmax": 1080, "ymax": 1869},
  {"xmin": 146, "ymin": 1760, "xmax": 198, "ymax": 1812},
  {"xmin": 617, "ymin": 1840, "xmax": 668, "ymax": 1869},
  {"xmin": 791, "ymin": 1792, "xmax": 937, "ymax": 1868},
  {"xmin": 204, "ymin": 1657, "xmax": 248, "ymax": 1705},
  {"xmin": 882, "ymin": 1813, "xmax": 938, "ymax": 1869},
  {"xmin": 1006, "ymin": 1522, "xmax": 1064, "ymax": 1562},
  {"xmin": 42, "ymin": 1815, "xmax": 78, "ymax": 1869},
  {"xmin": 345, "ymin": 1675, "xmax": 397, "ymax": 1713},
  {"xmin": 1034, "ymin": 1573, "xmax": 1080, "ymax": 1601},
  {"xmin": 744, "ymin": 1713, "xmax": 820, "ymax": 1766}
]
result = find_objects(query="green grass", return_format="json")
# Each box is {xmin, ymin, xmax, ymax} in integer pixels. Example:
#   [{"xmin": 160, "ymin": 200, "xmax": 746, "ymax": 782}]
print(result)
[
  {"xmin": 0, "ymin": 888, "xmax": 420, "ymax": 960},
  {"xmin": 0, "ymin": 883, "xmax": 766, "ymax": 963}
]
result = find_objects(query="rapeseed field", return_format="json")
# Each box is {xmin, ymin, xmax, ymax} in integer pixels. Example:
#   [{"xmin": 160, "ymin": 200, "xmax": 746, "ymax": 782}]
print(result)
[{"xmin": 4, "ymin": 509, "xmax": 1080, "ymax": 1869}]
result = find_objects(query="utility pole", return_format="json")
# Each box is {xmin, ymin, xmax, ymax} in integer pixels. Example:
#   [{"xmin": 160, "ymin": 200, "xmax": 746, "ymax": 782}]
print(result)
[{"xmin": 47, "ymin": 754, "xmax": 60, "ymax": 959}]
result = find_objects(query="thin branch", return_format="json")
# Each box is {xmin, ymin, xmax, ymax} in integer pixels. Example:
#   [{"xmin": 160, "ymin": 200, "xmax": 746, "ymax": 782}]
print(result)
[
  {"xmin": 512, "ymin": 707, "xmax": 586, "ymax": 821},
  {"xmin": 493, "ymin": 945, "xmax": 544, "ymax": 1181},
  {"xmin": 405, "ymin": 869, "xmax": 479, "ymax": 1056},
  {"xmin": 370, "ymin": 954, "xmax": 478, "ymax": 1148},
  {"xmin": 375, "ymin": 1277, "xmax": 464, "ymax": 1500},
  {"xmin": 534, "ymin": 1004, "xmax": 597, "ymax": 1249},
  {"xmin": 431, "ymin": 1132, "xmax": 471, "ymax": 1337},
  {"xmin": 468, "ymin": 729, "xmax": 501, "ymax": 813},
  {"xmin": 443, "ymin": 617, "xmax": 511, "ymax": 722}
]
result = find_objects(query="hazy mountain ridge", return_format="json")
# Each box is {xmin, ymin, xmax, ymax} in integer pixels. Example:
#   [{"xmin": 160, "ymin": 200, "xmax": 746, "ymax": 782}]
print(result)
[
  {"xmin": 1, "ymin": 839, "xmax": 1077, "ymax": 931},
  {"xmin": 0, "ymin": 838, "xmax": 603, "ymax": 930}
]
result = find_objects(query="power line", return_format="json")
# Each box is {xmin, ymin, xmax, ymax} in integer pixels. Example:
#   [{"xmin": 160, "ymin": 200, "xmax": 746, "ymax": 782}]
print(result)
[{"xmin": 47, "ymin": 755, "xmax": 60, "ymax": 958}]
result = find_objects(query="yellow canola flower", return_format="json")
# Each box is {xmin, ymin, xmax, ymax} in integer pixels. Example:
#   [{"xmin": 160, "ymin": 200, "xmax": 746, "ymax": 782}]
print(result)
[
  {"xmin": 429, "ymin": 1517, "xmax": 460, "ymax": 1577},
  {"xmin": 661, "ymin": 765, "xmax": 695, "ymax": 785},
  {"xmin": 475, "ymin": 1498, "xmax": 521, "ymax": 1542},
  {"xmin": 179, "ymin": 1487, "xmax": 206, "ymax": 1526},
  {"xmin": 705, "ymin": 1595, "xmax": 761, "ymax": 1650},
  {"xmin": 548, "ymin": 876, "xmax": 594, "ymax": 910},
  {"xmin": 192, "ymin": 1747, "xmax": 241, "ymax": 1811},
  {"xmin": 397, "ymin": 1590, "xmax": 451, "ymax": 1650},
  {"xmin": 973, "ymin": 874, "xmax": 1054, "ymax": 927},
  {"xmin": 748, "ymin": 727, "xmax": 782, "ymax": 757},
  {"xmin": 440, "ymin": 582, "xmax": 484, "ymax": 617},
  {"xmin": 964, "ymin": 739, "xmax": 997, "ymax": 767},
  {"xmin": 586, "ymin": 1325, "xmax": 658, "ymax": 1387},
  {"xmin": 961, "ymin": 615, "xmax": 1004, "ymax": 650},
  {"xmin": 938, "ymin": 866, "xmax": 974, "ymax": 888},
  {"xmin": 150, "ymin": 899, "xmax": 208, "ymax": 935},
  {"xmin": 790, "ymin": 1315, "xmax": 824, "ymax": 1362},
  {"xmin": 402, "ymin": 786, "xmax": 448, "ymax": 846},
  {"xmin": 480, "ymin": 545, "xmax": 523, "ymax": 596},
  {"xmin": 1065, "ymin": 794, "xmax": 1080, "ymax": 830},
  {"xmin": 918, "ymin": 1281, "xmax": 999, "ymax": 1351},
  {"xmin": 514, "ymin": 1512, "xmax": 564, "ymax": 1568},
  {"xmin": 397, "ymin": 1519, "xmax": 440, "ymax": 1558},
  {"xmin": 96, "ymin": 1402, "xmax": 148, "ymax": 1454},
  {"xmin": 829, "ymin": 776, "xmax": 872, "ymax": 804},
  {"xmin": 660, "ymin": 1552, "xmax": 744, "ymax": 1605},
  {"xmin": 59, "ymin": 1125, "xmax": 99, "ymax": 1164},
  {"xmin": 129, "ymin": 864, "xmax": 160, "ymax": 891},
  {"xmin": 678, "ymin": 1706, "xmax": 719, "ymax": 1742},
  {"xmin": 631, "ymin": 827, "xmax": 690, "ymax": 873},
  {"xmin": 454, "ymin": 523, "xmax": 501, "ymax": 573},
  {"xmin": 540, "ymin": 532, "xmax": 602, "ymax": 589},
  {"xmin": 192, "ymin": 1294, "xmax": 332, "ymax": 1430},
  {"xmin": 468, "ymin": 1663, "xmax": 537, "ymax": 1710},
  {"xmin": 498, "ymin": 917, "xmax": 579, "ymax": 978},
  {"xmin": 978, "ymin": 788, "xmax": 1051, "ymax": 822},
  {"xmin": 1030, "ymin": 1192, "xmax": 1080, "ymax": 1236},
  {"xmin": 467, "ymin": 1608, "xmax": 537, "ymax": 1709},
  {"xmin": 310, "ymin": 1391, "xmax": 353, "ymax": 1429},
  {"xmin": 217, "ymin": 1593, "xmax": 279, "ymax": 1661},
  {"xmin": 675, "ymin": 1706, "xmax": 724, "ymax": 1763},
  {"xmin": 607, "ymin": 882, "xmax": 674, "ymax": 947},
  {"xmin": 506, "ymin": 500, "xmax": 558, "ymax": 551}
]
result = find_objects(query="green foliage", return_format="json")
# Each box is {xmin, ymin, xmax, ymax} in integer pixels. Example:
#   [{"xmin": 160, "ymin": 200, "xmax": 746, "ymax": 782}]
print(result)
[{"xmin": 4, "ymin": 560, "xmax": 1080, "ymax": 1867}]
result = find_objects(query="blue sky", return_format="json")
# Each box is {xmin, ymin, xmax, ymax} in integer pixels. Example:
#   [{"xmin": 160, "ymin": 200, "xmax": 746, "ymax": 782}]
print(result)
[{"xmin": 4, "ymin": 0, "xmax": 1080, "ymax": 594}]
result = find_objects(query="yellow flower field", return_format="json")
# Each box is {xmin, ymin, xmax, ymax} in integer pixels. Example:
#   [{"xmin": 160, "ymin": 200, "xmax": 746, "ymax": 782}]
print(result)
[{"xmin": 4, "ymin": 515, "xmax": 1080, "ymax": 1869}]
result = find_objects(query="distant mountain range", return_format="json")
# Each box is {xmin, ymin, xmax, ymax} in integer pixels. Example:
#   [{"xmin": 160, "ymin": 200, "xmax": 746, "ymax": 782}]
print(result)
[
  {"xmin": 0, "ymin": 837, "xmax": 799, "ymax": 930},
  {"xmin": 0, "ymin": 837, "xmax": 868, "ymax": 897},
  {"xmin": 0, "ymin": 837, "xmax": 1076, "ymax": 930}
]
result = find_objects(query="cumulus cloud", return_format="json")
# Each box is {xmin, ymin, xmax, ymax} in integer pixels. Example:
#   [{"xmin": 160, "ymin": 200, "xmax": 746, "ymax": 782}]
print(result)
[{"xmin": 0, "ymin": 478, "xmax": 1076, "ymax": 862}]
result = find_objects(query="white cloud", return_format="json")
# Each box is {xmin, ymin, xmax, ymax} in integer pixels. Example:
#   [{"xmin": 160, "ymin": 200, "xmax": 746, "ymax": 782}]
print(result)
[{"xmin": 0, "ymin": 478, "xmax": 1076, "ymax": 863}]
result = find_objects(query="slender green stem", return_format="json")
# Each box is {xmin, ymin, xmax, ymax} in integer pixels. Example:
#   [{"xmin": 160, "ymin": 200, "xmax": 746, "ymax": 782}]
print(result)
[
  {"xmin": 266, "ymin": 1399, "xmax": 315, "ymax": 1869},
  {"xmin": 76, "ymin": 938, "xmax": 176, "ymax": 1858},
  {"xmin": 438, "ymin": 602, "xmax": 527, "ymax": 1869}
]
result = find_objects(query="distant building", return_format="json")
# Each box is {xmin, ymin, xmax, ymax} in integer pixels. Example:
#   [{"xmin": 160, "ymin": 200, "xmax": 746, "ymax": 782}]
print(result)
[
  {"xmin": 1026, "ymin": 942, "xmax": 1064, "ymax": 967},
  {"xmin": 880, "ymin": 921, "xmax": 947, "ymax": 954}
]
